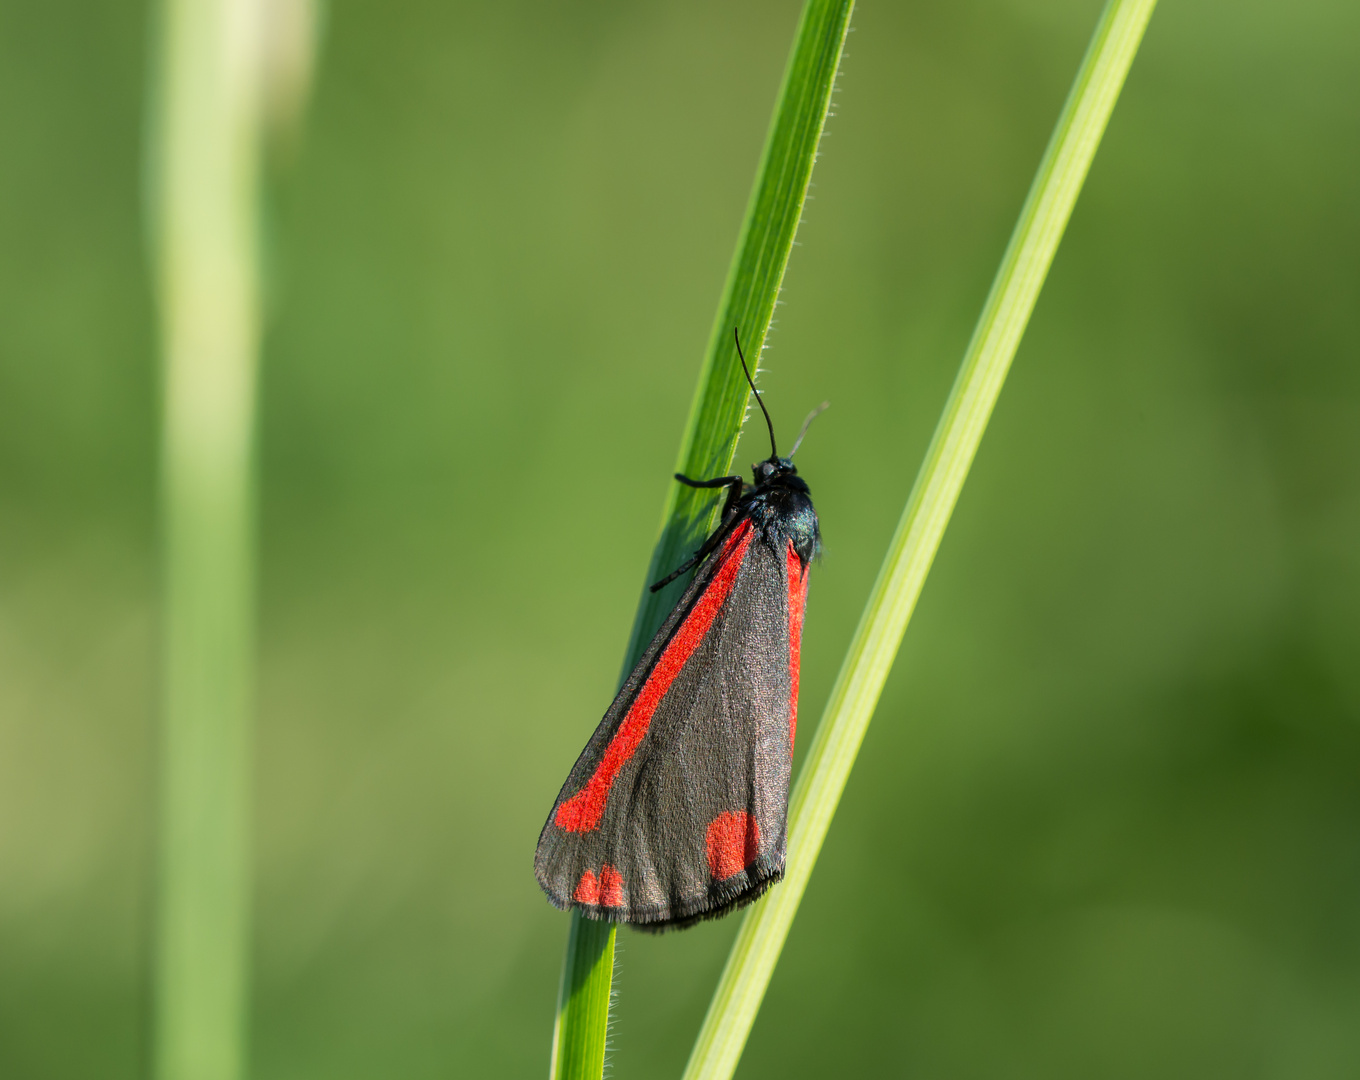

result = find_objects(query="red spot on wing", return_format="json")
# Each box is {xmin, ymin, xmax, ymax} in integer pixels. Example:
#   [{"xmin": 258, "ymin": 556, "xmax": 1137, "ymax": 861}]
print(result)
[
  {"xmin": 786, "ymin": 541, "xmax": 809, "ymax": 752},
  {"xmin": 706, "ymin": 811, "xmax": 760, "ymax": 881},
  {"xmin": 573, "ymin": 869, "xmax": 599, "ymax": 904},
  {"xmin": 599, "ymin": 865, "xmax": 624, "ymax": 907},
  {"xmin": 572, "ymin": 865, "xmax": 625, "ymax": 907},
  {"xmin": 555, "ymin": 522, "xmax": 756, "ymax": 834}
]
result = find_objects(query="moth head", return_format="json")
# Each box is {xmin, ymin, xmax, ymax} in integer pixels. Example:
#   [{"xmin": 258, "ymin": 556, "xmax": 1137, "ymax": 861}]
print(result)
[{"xmin": 752, "ymin": 456, "xmax": 797, "ymax": 484}]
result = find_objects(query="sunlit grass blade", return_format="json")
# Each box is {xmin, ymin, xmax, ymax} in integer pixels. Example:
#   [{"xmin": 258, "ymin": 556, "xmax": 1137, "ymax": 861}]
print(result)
[
  {"xmin": 548, "ymin": 913, "xmax": 616, "ymax": 1080},
  {"xmin": 681, "ymin": 2, "xmax": 1159, "ymax": 1077},
  {"xmin": 548, "ymin": 2, "xmax": 853, "ymax": 1078},
  {"xmin": 622, "ymin": 0, "xmax": 855, "ymax": 666},
  {"xmin": 150, "ymin": 2, "xmax": 315, "ymax": 1078},
  {"xmin": 151, "ymin": 1, "xmax": 263, "ymax": 1076}
]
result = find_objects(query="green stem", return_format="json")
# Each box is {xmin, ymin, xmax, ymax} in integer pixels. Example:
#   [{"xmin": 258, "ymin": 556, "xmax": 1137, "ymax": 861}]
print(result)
[
  {"xmin": 681, "ymin": 2, "xmax": 1159, "ymax": 1078},
  {"xmin": 151, "ymin": 2, "xmax": 264, "ymax": 1079},
  {"xmin": 548, "ymin": 2, "xmax": 853, "ymax": 1077},
  {"xmin": 549, "ymin": 916, "xmax": 616, "ymax": 1080}
]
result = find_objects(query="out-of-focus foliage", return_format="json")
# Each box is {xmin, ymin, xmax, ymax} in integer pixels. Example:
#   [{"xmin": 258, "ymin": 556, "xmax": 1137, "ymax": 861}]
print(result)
[{"xmin": 0, "ymin": 1, "xmax": 1356, "ymax": 1078}]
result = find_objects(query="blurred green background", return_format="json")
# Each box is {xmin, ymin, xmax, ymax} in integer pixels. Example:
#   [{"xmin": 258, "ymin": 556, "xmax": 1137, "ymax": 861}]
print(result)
[{"xmin": 2, "ymin": 0, "xmax": 1358, "ymax": 1077}]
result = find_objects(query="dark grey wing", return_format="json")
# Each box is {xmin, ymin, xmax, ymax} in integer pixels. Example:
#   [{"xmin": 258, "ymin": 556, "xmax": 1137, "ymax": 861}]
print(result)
[{"xmin": 534, "ymin": 522, "xmax": 798, "ymax": 929}]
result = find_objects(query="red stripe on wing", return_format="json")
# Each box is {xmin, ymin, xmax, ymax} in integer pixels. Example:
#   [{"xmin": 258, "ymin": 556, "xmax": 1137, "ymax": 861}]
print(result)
[
  {"xmin": 786, "ymin": 541, "xmax": 809, "ymax": 752},
  {"xmin": 555, "ymin": 521, "xmax": 756, "ymax": 834}
]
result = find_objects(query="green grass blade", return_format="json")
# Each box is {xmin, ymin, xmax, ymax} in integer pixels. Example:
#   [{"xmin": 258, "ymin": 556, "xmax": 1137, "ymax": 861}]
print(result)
[
  {"xmin": 151, "ymin": 2, "xmax": 265, "ymax": 1078},
  {"xmin": 621, "ymin": 0, "xmax": 855, "ymax": 665},
  {"xmin": 549, "ymin": 915, "xmax": 616, "ymax": 1080},
  {"xmin": 681, "ymin": 2, "xmax": 1159, "ymax": 1078},
  {"xmin": 549, "ymin": 3, "xmax": 853, "ymax": 1078}
]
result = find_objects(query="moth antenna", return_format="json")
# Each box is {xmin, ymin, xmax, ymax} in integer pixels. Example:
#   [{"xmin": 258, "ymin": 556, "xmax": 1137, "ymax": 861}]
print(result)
[
  {"xmin": 733, "ymin": 327, "xmax": 778, "ymax": 460},
  {"xmin": 788, "ymin": 401, "xmax": 829, "ymax": 458}
]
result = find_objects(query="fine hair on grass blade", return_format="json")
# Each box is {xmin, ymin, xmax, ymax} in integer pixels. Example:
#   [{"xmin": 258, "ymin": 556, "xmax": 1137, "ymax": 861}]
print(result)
[
  {"xmin": 547, "ymin": 2, "xmax": 853, "ymax": 1078},
  {"xmin": 681, "ymin": 2, "xmax": 1160, "ymax": 1078}
]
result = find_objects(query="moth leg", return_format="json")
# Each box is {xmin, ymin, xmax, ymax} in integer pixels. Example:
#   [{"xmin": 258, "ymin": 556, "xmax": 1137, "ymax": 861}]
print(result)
[
  {"xmin": 649, "ymin": 530, "xmax": 724, "ymax": 592},
  {"xmin": 675, "ymin": 473, "xmax": 747, "ymax": 523},
  {"xmin": 674, "ymin": 473, "xmax": 743, "ymax": 490},
  {"xmin": 650, "ymin": 514, "xmax": 744, "ymax": 593},
  {"xmin": 651, "ymin": 474, "xmax": 752, "ymax": 593},
  {"xmin": 718, "ymin": 477, "xmax": 748, "ymax": 523}
]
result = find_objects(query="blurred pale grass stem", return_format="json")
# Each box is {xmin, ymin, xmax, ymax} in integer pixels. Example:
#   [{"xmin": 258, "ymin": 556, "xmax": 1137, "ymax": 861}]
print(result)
[
  {"xmin": 682, "ymin": 1, "xmax": 1159, "ymax": 1078},
  {"xmin": 152, "ymin": 1, "xmax": 266, "ymax": 1079},
  {"xmin": 549, "ymin": 1, "xmax": 853, "ymax": 1077}
]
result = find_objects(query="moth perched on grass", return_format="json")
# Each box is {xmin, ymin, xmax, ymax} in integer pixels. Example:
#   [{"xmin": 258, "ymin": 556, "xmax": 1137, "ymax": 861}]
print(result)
[{"xmin": 536, "ymin": 331, "xmax": 826, "ymax": 930}]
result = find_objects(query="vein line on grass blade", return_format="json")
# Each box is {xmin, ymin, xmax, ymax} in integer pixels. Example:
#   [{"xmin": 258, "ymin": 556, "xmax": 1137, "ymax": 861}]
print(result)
[
  {"xmin": 547, "ymin": 2, "xmax": 853, "ymax": 1077},
  {"xmin": 681, "ymin": 2, "xmax": 1159, "ymax": 1078}
]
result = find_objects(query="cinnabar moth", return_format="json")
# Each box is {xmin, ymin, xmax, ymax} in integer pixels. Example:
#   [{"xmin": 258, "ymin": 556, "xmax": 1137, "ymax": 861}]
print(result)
[{"xmin": 535, "ymin": 330, "xmax": 825, "ymax": 930}]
